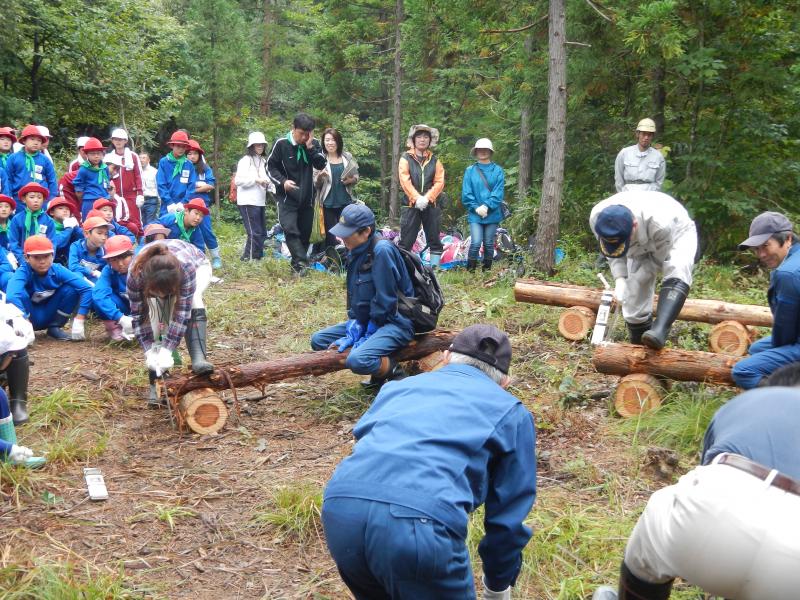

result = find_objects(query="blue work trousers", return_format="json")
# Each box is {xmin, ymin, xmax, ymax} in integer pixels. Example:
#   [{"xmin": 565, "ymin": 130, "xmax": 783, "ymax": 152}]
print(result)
[
  {"xmin": 140, "ymin": 196, "xmax": 160, "ymax": 227},
  {"xmin": 310, "ymin": 321, "xmax": 413, "ymax": 375},
  {"xmin": 322, "ymin": 497, "xmax": 475, "ymax": 600},
  {"xmin": 198, "ymin": 213, "xmax": 218, "ymax": 251},
  {"xmin": 93, "ymin": 293, "xmax": 130, "ymax": 321},
  {"xmin": 731, "ymin": 336, "xmax": 800, "ymax": 389},
  {"xmin": 468, "ymin": 222, "xmax": 498, "ymax": 261},
  {"xmin": 28, "ymin": 288, "xmax": 78, "ymax": 331}
]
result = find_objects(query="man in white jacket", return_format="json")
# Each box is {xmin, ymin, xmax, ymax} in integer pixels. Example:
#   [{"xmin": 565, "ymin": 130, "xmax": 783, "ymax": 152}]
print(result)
[{"xmin": 589, "ymin": 191, "xmax": 697, "ymax": 349}]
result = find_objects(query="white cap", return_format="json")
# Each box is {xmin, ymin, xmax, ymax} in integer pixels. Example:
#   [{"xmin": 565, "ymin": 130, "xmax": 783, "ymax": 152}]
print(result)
[
  {"xmin": 104, "ymin": 153, "xmax": 123, "ymax": 166},
  {"xmin": 76, "ymin": 136, "xmax": 90, "ymax": 148},
  {"xmin": 471, "ymin": 138, "xmax": 494, "ymax": 155},
  {"xmin": 247, "ymin": 131, "xmax": 267, "ymax": 147},
  {"xmin": 37, "ymin": 126, "xmax": 51, "ymax": 139},
  {"xmin": 636, "ymin": 118, "xmax": 656, "ymax": 133},
  {"xmin": 110, "ymin": 128, "xmax": 129, "ymax": 140}
]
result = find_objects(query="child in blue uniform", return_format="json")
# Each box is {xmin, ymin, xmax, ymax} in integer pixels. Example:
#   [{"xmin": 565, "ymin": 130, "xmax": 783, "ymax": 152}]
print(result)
[
  {"xmin": 7, "ymin": 182, "xmax": 56, "ymax": 266},
  {"xmin": 91, "ymin": 200, "xmax": 135, "ymax": 242},
  {"xmin": 68, "ymin": 216, "xmax": 110, "ymax": 284},
  {"xmin": 159, "ymin": 198, "xmax": 207, "ymax": 251},
  {"xmin": 0, "ymin": 194, "xmax": 16, "ymax": 251},
  {"xmin": 187, "ymin": 139, "xmax": 222, "ymax": 268},
  {"xmin": 74, "ymin": 138, "xmax": 113, "ymax": 219},
  {"xmin": 156, "ymin": 131, "xmax": 196, "ymax": 217},
  {"xmin": 92, "ymin": 235, "xmax": 135, "ymax": 342},
  {"xmin": 47, "ymin": 197, "xmax": 82, "ymax": 266},
  {"xmin": 4, "ymin": 125, "xmax": 58, "ymax": 200}
]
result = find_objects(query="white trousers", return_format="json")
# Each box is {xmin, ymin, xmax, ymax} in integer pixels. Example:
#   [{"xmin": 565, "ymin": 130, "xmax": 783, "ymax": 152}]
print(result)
[
  {"xmin": 623, "ymin": 223, "xmax": 697, "ymax": 324},
  {"xmin": 624, "ymin": 460, "xmax": 800, "ymax": 599},
  {"xmin": 147, "ymin": 260, "xmax": 212, "ymax": 339}
]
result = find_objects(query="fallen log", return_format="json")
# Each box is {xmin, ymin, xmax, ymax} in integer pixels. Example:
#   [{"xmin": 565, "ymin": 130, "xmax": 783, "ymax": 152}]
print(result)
[
  {"xmin": 178, "ymin": 388, "xmax": 228, "ymax": 434},
  {"xmin": 614, "ymin": 374, "xmax": 665, "ymax": 417},
  {"xmin": 593, "ymin": 342, "xmax": 739, "ymax": 386},
  {"xmin": 558, "ymin": 306, "xmax": 596, "ymax": 340},
  {"xmin": 165, "ymin": 329, "xmax": 457, "ymax": 397},
  {"xmin": 708, "ymin": 321, "xmax": 757, "ymax": 356},
  {"xmin": 515, "ymin": 279, "xmax": 772, "ymax": 327}
]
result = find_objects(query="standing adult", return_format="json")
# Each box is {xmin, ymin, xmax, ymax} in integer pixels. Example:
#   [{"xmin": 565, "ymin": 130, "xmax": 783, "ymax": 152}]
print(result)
[
  {"xmin": 614, "ymin": 118, "xmax": 666, "ymax": 193},
  {"xmin": 105, "ymin": 128, "xmax": 144, "ymax": 232},
  {"xmin": 139, "ymin": 151, "xmax": 160, "ymax": 227},
  {"xmin": 186, "ymin": 140, "xmax": 222, "ymax": 269},
  {"xmin": 461, "ymin": 138, "xmax": 505, "ymax": 272},
  {"xmin": 267, "ymin": 113, "xmax": 327, "ymax": 273},
  {"xmin": 398, "ymin": 124, "xmax": 445, "ymax": 266},
  {"xmin": 314, "ymin": 127, "xmax": 358, "ymax": 248},
  {"xmin": 235, "ymin": 132, "xmax": 271, "ymax": 261},
  {"xmin": 731, "ymin": 212, "xmax": 800, "ymax": 389}
]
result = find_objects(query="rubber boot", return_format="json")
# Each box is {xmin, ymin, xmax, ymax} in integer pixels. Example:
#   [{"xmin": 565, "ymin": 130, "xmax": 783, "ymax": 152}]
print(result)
[
  {"xmin": 591, "ymin": 587, "xmax": 617, "ymax": 600},
  {"xmin": 6, "ymin": 351, "xmax": 29, "ymax": 426},
  {"xmin": 482, "ymin": 258, "xmax": 493, "ymax": 272},
  {"xmin": 360, "ymin": 357, "xmax": 407, "ymax": 390},
  {"xmin": 286, "ymin": 237, "xmax": 308, "ymax": 274},
  {"xmin": 210, "ymin": 247, "xmax": 222, "ymax": 269},
  {"xmin": 0, "ymin": 388, "xmax": 44, "ymax": 468},
  {"xmin": 103, "ymin": 320, "xmax": 124, "ymax": 342},
  {"xmin": 626, "ymin": 319, "xmax": 652, "ymax": 345},
  {"xmin": 429, "ymin": 252, "xmax": 442, "ymax": 269},
  {"xmin": 617, "ymin": 561, "xmax": 673, "ymax": 600},
  {"xmin": 185, "ymin": 308, "xmax": 214, "ymax": 376},
  {"xmin": 46, "ymin": 324, "xmax": 71, "ymax": 341},
  {"xmin": 466, "ymin": 259, "xmax": 478, "ymax": 272},
  {"xmin": 642, "ymin": 278, "xmax": 690, "ymax": 351},
  {"xmin": 147, "ymin": 370, "xmax": 163, "ymax": 408}
]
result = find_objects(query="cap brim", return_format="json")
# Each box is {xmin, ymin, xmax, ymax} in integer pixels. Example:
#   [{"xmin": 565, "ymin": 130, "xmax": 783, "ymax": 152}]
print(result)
[
  {"xmin": 599, "ymin": 237, "xmax": 629, "ymax": 258},
  {"xmin": 329, "ymin": 223, "xmax": 358, "ymax": 238},
  {"xmin": 25, "ymin": 250, "xmax": 54, "ymax": 255},
  {"xmin": 738, "ymin": 233, "xmax": 772, "ymax": 250}
]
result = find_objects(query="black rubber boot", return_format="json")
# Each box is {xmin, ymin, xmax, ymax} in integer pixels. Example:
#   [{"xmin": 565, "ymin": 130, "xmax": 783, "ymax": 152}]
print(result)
[
  {"xmin": 642, "ymin": 278, "xmax": 690, "ymax": 350},
  {"xmin": 626, "ymin": 320, "xmax": 652, "ymax": 345},
  {"xmin": 361, "ymin": 358, "xmax": 407, "ymax": 390},
  {"xmin": 618, "ymin": 561, "xmax": 673, "ymax": 600},
  {"xmin": 185, "ymin": 309, "xmax": 214, "ymax": 376},
  {"xmin": 147, "ymin": 370, "xmax": 163, "ymax": 409},
  {"xmin": 6, "ymin": 351, "xmax": 29, "ymax": 425},
  {"xmin": 482, "ymin": 258, "xmax": 493, "ymax": 272},
  {"xmin": 466, "ymin": 259, "xmax": 478, "ymax": 272},
  {"xmin": 286, "ymin": 237, "xmax": 309, "ymax": 273}
]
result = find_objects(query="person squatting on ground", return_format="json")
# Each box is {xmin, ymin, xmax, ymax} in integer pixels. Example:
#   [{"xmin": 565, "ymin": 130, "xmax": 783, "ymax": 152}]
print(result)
[
  {"xmin": 314, "ymin": 127, "xmax": 359, "ymax": 249},
  {"xmin": 235, "ymin": 131, "xmax": 272, "ymax": 261},
  {"xmin": 398, "ymin": 124, "xmax": 445, "ymax": 266},
  {"xmin": 8, "ymin": 182, "xmax": 57, "ymax": 268},
  {"xmin": 322, "ymin": 324, "xmax": 537, "ymax": 600},
  {"xmin": 139, "ymin": 151, "xmax": 160, "ymax": 227},
  {"xmin": 105, "ymin": 128, "xmax": 144, "ymax": 233},
  {"xmin": 156, "ymin": 131, "xmax": 196, "ymax": 218},
  {"xmin": 614, "ymin": 118, "xmax": 666, "ymax": 193},
  {"xmin": 731, "ymin": 211, "xmax": 800, "ymax": 389},
  {"xmin": 90, "ymin": 199, "xmax": 136, "ymax": 244},
  {"xmin": 268, "ymin": 113, "xmax": 327, "ymax": 273},
  {"xmin": 186, "ymin": 140, "xmax": 222, "ymax": 269},
  {"xmin": 68, "ymin": 216, "xmax": 110, "ymax": 286},
  {"xmin": 590, "ymin": 191, "xmax": 697, "ymax": 350},
  {"xmin": 74, "ymin": 137, "xmax": 113, "ymax": 219},
  {"xmin": 593, "ymin": 386, "xmax": 800, "ymax": 600},
  {"xmin": 158, "ymin": 198, "xmax": 207, "ymax": 251},
  {"xmin": 92, "ymin": 235, "xmax": 135, "ymax": 342},
  {"xmin": 126, "ymin": 239, "xmax": 213, "ymax": 407},
  {"xmin": 48, "ymin": 197, "xmax": 82, "ymax": 266},
  {"xmin": 310, "ymin": 204, "xmax": 413, "ymax": 387},
  {"xmin": 4, "ymin": 125, "xmax": 58, "ymax": 201},
  {"xmin": 461, "ymin": 138, "xmax": 505, "ymax": 272}
]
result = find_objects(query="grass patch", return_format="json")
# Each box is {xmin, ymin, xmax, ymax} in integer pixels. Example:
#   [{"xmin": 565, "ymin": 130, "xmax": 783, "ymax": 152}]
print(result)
[
  {"xmin": 0, "ymin": 561, "xmax": 139, "ymax": 599},
  {"xmin": 129, "ymin": 501, "xmax": 198, "ymax": 531},
  {"xmin": 0, "ymin": 462, "xmax": 41, "ymax": 506},
  {"xmin": 28, "ymin": 388, "xmax": 102, "ymax": 430},
  {"xmin": 44, "ymin": 427, "xmax": 109, "ymax": 464},
  {"xmin": 305, "ymin": 384, "xmax": 373, "ymax": 423},
  {"xmin": 253, "ymin": 483, "xmax": 323, "ymax": 541}
]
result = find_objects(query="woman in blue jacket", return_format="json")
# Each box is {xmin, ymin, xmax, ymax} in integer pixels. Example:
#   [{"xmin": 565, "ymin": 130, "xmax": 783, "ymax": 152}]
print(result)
[{"xmin": 461, "ymin": 138, "xmax": 505, "ymax": 272}]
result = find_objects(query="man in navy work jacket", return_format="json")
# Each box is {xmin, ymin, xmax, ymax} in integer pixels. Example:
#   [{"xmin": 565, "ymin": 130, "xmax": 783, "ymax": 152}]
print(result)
[
  {"xmin": 732, "ymin": 211, "xmax": 800, "ymax": 388},
  {"xmin": 310, "ymin": 204, "xmax": 413, "ymax": 387},
  {"xmin": 322, "ymin": 324, "xmax": 537, "ymax": 600}
]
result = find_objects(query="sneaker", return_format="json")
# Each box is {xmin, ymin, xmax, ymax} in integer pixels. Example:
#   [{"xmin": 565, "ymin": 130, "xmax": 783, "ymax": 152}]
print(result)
[{"xmin": 46, "ymin": 326, "xmax": 71, "ymax": 341}]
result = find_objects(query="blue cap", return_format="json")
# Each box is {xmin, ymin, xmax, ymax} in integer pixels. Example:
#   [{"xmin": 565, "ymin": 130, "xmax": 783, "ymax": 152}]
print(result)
[
  {"xmin": 595, "ymin": 205, "xmax": 634, "ymax": 258},
  {"xmin": 330, "ymin": 204, "xmax": 376, "ymax": 238}
]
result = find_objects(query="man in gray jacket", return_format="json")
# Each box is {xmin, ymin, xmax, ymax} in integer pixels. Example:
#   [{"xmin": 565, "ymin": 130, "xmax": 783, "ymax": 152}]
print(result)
[{"xmin": 614, "ymin": 118, "xmax": 666, "ymax": 193}]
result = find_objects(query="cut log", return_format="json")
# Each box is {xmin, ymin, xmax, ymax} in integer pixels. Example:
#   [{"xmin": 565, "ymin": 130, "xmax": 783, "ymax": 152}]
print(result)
[
  {"xmin": 593, "ymin": 342, "xmax": 739, "ymax": 386},
  {"xmin": 614, "ymin": 374, "xmax": 664, "ymax": 417},
  {"xmin": 558, "ymin": 306, "xmax": 596, "ymax": 340},
  {"xmin": 708, "ymin": 321, "xmax": 756, "ymax": 356},
  {"xmin": 165, "ymin": 329, "xmax": 457, "ymax": 397},
  {"xmin": 515, "ymin": 279, "xmax": 772, "ymax": 327},
  {"xmin": 178, "ymin": 388, "xmax": 228, "ymax": 435}
]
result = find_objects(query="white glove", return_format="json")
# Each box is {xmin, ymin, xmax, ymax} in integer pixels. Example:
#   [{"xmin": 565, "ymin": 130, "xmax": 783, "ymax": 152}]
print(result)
[
  {"xmin": 475, "ymin": 205, "xmax": 489, "ymax": 218},
  {"xmin": 11, "ymin": 316, "xmax": 35, "ymax": 346},
  {"xmin": 482, "ymin": 577, "xmax": 511, "ymax": 600},
  {"xmin": 118, "ymin": 315, "xmax": 134, "ymax": 339},
  {"xmin": 155, "ymin": 347, "xmax": 174, "ymax": 375},
  {"xmin": 135, "ymin": 194, "xmax": 145, "ymax": 207},
  {"xmin": 71, "ymin": 318, "xmax": 85, "ymax": 341},
  {"xmin": 8, "ymin": 444, "xmax": 33, "ymax": 464},
  {"xmin": 167, "ymin": 202, "xmax": 183, "ymax": 214},
  {"xmin": 63, "ymin": 217, "xmax": 79, "ymax": 229},
  {"xmin": 91, "ymin": 270, "xmax": 102, "ymax": 279},
  {"xmin": 415, "ymin": 196, "xmax": 429, "ymax": 211},
  {"xmin": 145, "ymin": 347, "xmax": 162, "ymax": 372},
  {"xmin": 614, "ymin": 278, "xmax": 627, "ymax": 304},
  {"xmin": 6, "ymin": 252, "xmax": 18, "ymax": 270}
]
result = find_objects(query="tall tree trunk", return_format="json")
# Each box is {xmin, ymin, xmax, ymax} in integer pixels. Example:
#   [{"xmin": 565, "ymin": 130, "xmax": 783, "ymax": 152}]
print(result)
[
  {"xmin": 379, "ymin": 8, "xmax": 391, "ymax": 214},
  {"xmin": 388, "ymin": 0, "xmax": 404, "ymax": 226},
  {"xmin": 517, "ymin": 34, "xmax": 534, "ymax": 202},
  {"xmin": 651, "ymin": 60, "xmax": 666, "ymax": 135},
  {"xmin": 213, "ymin": 123, "xmax": 220, "ymax": 211},
  {"xmin": 31, "ymin": 31, "xmax": 43, "ymax": 102},
  {"xmin": 260, "ymin": 0, "xmax": 274, "ymax": 115},
  {"xmin": 533, "ymin": 0, "xmax": 567, "ymax": 274}
]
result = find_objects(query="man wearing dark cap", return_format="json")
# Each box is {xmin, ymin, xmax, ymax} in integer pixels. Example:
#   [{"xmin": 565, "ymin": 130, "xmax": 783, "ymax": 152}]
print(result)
[
  {"xmin": 310, "ymin": 204, "xmax": 415, "ymax": 386},
  {"xmin": 589, "ymin": 191, "xmax": 697, "ymax": 349},
  {"xmin": 321, "ymin": 324, "xmax": 537, "ymax": 600},
  {"xmin": 732, "ymin": 211, "xmax": 799, "ymax": 389}
]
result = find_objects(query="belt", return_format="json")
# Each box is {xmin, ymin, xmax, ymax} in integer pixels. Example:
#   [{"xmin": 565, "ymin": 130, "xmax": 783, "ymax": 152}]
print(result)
[{"xmin": 717, "ymin": 453, "xmax": 800, "ymax": 497}]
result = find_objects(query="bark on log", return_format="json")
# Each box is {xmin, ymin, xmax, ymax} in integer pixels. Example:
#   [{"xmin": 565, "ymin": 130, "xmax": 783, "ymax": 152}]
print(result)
[
  {"xmin": 593, "ymin": 342, "xmax": 739, "ymax": 386},
  {"xmin": 515, "ymin": 279, "xmax": 772, "ymax": 327},
  {"xmin": 165, "ymin": 330, "xmax": 457, "ymax": 397}
]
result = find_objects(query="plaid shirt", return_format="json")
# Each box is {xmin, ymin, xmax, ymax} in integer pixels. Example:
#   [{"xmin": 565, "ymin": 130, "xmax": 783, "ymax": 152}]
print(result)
[{"xmin": 127, "ymin": 239, "xmax": 205, "ymax": 351}]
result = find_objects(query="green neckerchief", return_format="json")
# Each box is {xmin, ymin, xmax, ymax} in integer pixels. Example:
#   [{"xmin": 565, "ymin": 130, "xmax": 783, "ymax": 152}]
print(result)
[
  {"xmin": 0, "ymin": 220, "xmax": 8, "ymax": 234},
  {"xmin": 54, "ymin": 220, "xmax": 64, "ymax": 232},
  {"xmin": 24, "ymin": 151, "xmax": 40, "ymax": 177},
  {"xmin": 167, "ymin": 152, "xmax": 187, "ymax": 178},
  {"xmin": 81, "ymin": 161, "xmax": 110, "ymax": 187},
  {"xmin": 286, "ymin": 131, "xmax": 308, "ymax": 164},
  {"xmin": 0, "ymin": 153, "xmax": 8, "ymax": 169},
  {"xmin": 176, "ymin": 210, "xmax": 193, "ymax": 242},
  {"xmin": 24, "ymin": 208, "xmax": 43, "ymax": 237}
]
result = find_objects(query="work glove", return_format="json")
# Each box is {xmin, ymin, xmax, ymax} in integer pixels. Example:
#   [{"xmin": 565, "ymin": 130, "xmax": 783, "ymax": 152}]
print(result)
[
  {"xmin": 8, "ymin": 444, "xmax": 34, "ymax": 464},
  {"xmin": 145, "ymin": 346, "xmax": 162, "ymax": 372},
  {"xmin": 415, "ymin": 196, "xmax": 429, "ymax": 211},
  {"xmin": 614, "ymin": 277, "xmax": 627, "ymax": 304},
  {"xmin": 63, "ymin": 217, "xmax": 79, "ymax": 229},
  {"xmin": 481, "ymin": 577, "xmax": 512, "ymax": 600},
  {"xmin": 332, "ymin": 319, "xmax": 365, "ymax": 353},
  {"xmin": 11, "ymin": 316, "xmax": 35, "ymax": 346},
  {"xmin": 167, "ymin": 202, "xmax": 183, "ymax": 214},
  {"xmin": 118, "ymin": 315, "xmax": 134, "ymax": 339},
  {"xmin": 6, "ymin": 252, "xmax": 18, "ymax": 270},
  {"xmin": 155, "ymin": 347, "xmax": 174, "ymax": 375},
  {"xmin": 91, "ymin": 270, "xmax": 102, "ymax": 279},
  {"xmin": 135, "ymin": 194, "xmax": 145, "ymax": 208},
  {"xmin": 475, "ymin": 205, "xmax": 489, "ymax": 218},
  {"xmin": 71, "ymin": 318, "xmax": 85, "ymax": 341},
  {"xmin": 352, "ymin": 320, "xmax": 379, "ymax": 350}
]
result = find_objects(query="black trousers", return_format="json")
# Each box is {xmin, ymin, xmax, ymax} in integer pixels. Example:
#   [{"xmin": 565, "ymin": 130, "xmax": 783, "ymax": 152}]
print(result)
[
  {"xmin": 323, "ymin": 205, "xmax": 347, "ymax": 248},
  {"xmin": 399, "ymin": 204, "xmax": 443, "ymax": 253},
  {"xmin": 238, "ymin": 204, "xmax": 265, "ymax": 260},
  {"xmin": 278, "ymin": 197, "xmax": 314, "ymax": 269}
]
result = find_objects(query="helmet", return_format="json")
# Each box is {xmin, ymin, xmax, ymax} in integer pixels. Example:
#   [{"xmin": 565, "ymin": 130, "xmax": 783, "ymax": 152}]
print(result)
[
  {"xmin": 187, "ymin": 139, "xmax": 204, "ymax": 154},
  {"xmin": 18, "ymin": 182, "xmax": 50, "ymax": 202},
  {"xmin": 18, "ymin": 125, "xmax": 44, "ymax": 142},
  {"xmin": 82, "ymin": 137, "xmax": 106, "ymax": 153},
  {"xmin": 0, "ymin": 127, "xmax": 17, "ymax": 143},
  {"xmin": 104, "ymin": 235, "xmax": 134, "ymax": 258},
  {"xmin": 167, "ymin": 130, "xmax": 190, "ymax": 146},
  {"xmin": 23, "ymin": 235, "xmax": 54, "ymax": 255},
  {"xmin": 471, "ymin": 138, "xmax": 494, "ymax": 155},
  {"xmin": 636, "ymin": 118, "xmax": 656, "ymax": 133},
  {"xmin": 82, "ymin": 216, "xmax": 111, "ymax": 233}
]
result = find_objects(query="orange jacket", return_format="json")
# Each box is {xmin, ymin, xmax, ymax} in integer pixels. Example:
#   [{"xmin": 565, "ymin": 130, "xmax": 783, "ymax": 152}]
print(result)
[{"xmin": 398, "ymin": 150, "xmax": 445, "ymax": 206}]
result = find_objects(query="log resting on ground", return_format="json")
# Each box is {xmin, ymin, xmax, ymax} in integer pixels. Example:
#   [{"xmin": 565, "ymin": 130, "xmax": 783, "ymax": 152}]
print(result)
[
  {"xmin": 515, "ymin": 279, "xmax": 772, "ymax": 327},
  {"xmin": 593, "ymin": 342, "xmax": 739, "ymax": 386},
  {"xmin": 165, "ymin": 329, "xmax": 457, "ymax": 397}
]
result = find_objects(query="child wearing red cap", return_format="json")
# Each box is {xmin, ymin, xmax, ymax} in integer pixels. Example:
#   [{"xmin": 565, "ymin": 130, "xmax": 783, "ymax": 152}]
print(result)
[
  {"xmin": 0, "ymin": 128, "xmax": 16, "ymax": 196},
  {"xmin": 186, "ymin": 140, "xmax": 222, "ymax": 268},
  {"xmin": 74, "ymin": 138, "xmax": 113, "ymax": 219},
  {"xmin": 0, "ymin": 194, "xmax": 16, "ymax": 251},
  {"xmin": 4, "ymin": 125, "xmax": 58, "ymax": 200},
  {"xmin": 92, "ymin": 235, "xmax": 135, "ymax": 341},
  {"xmin": 8, "ymin": 182, "xmax": 56, "ymax": 266},
  {"xmin": 158, "ymin": 198, "xmax": 207, "ymax": 251},
  {"xmin": 46, "ymin": 197, "xmax": 81, "ymax": 266},
  {"xmin": 6, "ymin": 235, "xmax": 93, "ymax": 341},
  {"xmin": 69, "ymin": 216, "xmax": 110, "ymax": 284},
  {"xmin": 92, "ymin": 200, "xmax": 136, "ymax": 243},
  {"xmin": 156, "ymin": 131, "xmax": 197, "ymax": 218}
]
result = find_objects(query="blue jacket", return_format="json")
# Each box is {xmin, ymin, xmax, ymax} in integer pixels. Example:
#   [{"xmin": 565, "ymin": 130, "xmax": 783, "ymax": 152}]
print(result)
[
  {"xmin": 5, "ymin": 150, "xmax": 59, "ymax": 200},
  {"xmin": 0, "ymin": 165, "xmax": 8, "ymax": 196},
  {"xmin": 53, "ymin": 224, "xmax": 83, "ymax": 265},
  {"xmin": 109, "ymin": 220, "xmax": 136, "ymax": 243},
  {"xmin": 92, "ymin": 265, "xmax": 129, "ymax": 321},
  {"xmin": 156, "ymin": 155, "xmax": 197, "ymax": 206},
  {"xmin": 0, "ymin": 247, "xmax": 13, "ymax": 290},
  {"xmin": 159, "ymin": 213, "xmax": 205, "ymax": 251},
  {"xmin": 6, "ymin": 262, "xmax": 93, "ymax": 317},
  {"xmin": 7, "ymin": 210, "xmax": 57, "ymax": 264},
  {"xmin": 0, "ymin": 224, "xmax": 9, "ymax": 250},
  {"xmin": 193, "ymin": 165, "xmax": 216, "ymax": 206},
  {"xmin": 769, "ymin": 243, "xmax": 800, "ymax": 347},
  {"xmin": 325, "ymin": 364, "xmax": 537, "ymax": 591},
  {"xmin": 346, "ymin": 236, "xmax": 414, "ymax": 333},
  {"xmin": 461, "ymin": 162, "xmax": 505, "ymax": 225},
  {"xmin": 73, "ymin": 164, "xmax": 112, "ymax": 202},
  {"xmin": 68, "ymin": 239, "xmax": 107, "ymax": 282}
]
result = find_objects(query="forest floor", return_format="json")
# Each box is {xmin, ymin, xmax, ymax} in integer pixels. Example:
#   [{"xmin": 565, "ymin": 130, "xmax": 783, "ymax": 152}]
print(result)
[{"xmin": 0, "ymin": 222, "xmax": 768, "ymax": 599}]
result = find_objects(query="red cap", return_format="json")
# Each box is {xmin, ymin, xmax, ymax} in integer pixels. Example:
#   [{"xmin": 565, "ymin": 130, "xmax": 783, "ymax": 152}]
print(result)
[
  {"xmin": 18, "ymin": 182, "xmax": 50, "ymax": 202},
  {"xmin": 104, "ymin": 234, "xmax": 134, "ymax": 258},
  {"xmin": 0, "ymin": 127, "xmax": 17, "ymax": 143},
  {"xmin": 92, "ymin": 198, "xmax": 115, "ymax": 211},
  {"xmin": 143, "ymin": 223, "xmax": 170, "ymax": 238},
  {"xmin": 184, "ymin": 198, "xmax": 209, "ymax": 215},
  {"xmin": 167, "ymin": 131, "xmax": 190, "ymax": 146},
  {"xmin": 23, "ymin": 235, "xmax": 54, "ymax": 255},
  {"xmin": 0, "ymin": 194, "xmax": 16, "ymax": 210},
  {"xmin": 18, "ymin": 125, "xmax": 44, "ymax": 143},
  {"xmin": 82, "ymin": 216, "xmax": 111, "ymax": 233},
  {"xmin": 46, "ymin": 197, "xmax": 74, "ymax": 214},
  {"xmin": 187, "ymin": 139, "xmax": 204, "ymax": 154},
  {"xmin": 86, "ymin": 209, "xmax": 107, "ymax": 221},
  {"xmin": 82, "ymin": 137, "xmax": 106, "ymax": 153}
]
